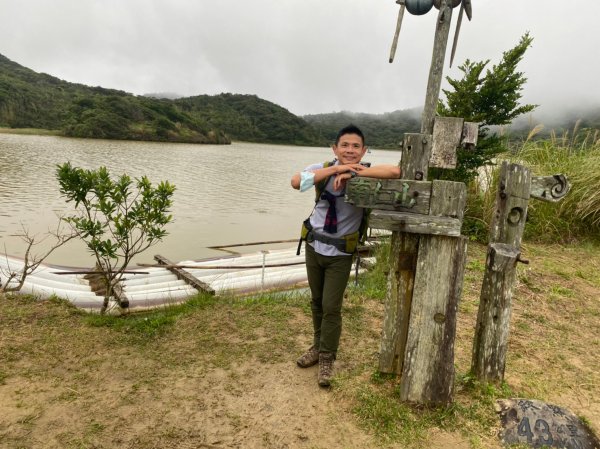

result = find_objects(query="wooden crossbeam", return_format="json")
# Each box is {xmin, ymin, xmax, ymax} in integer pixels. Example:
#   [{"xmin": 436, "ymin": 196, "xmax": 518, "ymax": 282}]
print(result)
[{"xmin": 154, "ymin": 254, "xmax": 215, "ymax": 295}]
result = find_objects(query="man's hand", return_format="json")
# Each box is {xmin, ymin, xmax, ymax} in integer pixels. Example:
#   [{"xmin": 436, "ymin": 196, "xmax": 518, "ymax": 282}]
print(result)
[
  {"xmin": 333, "ymin": 172, "xmax": 352, "ymax": 191},
  {"xmin": 336, "ymin": 163, "xmax": 366, "ymax": 174}
]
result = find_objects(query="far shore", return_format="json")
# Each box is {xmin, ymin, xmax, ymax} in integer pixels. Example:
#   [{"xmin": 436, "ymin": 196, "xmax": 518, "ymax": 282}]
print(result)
[{"xmin": 0, "ymin": 127, "xmax": 61, "ymax": 136}]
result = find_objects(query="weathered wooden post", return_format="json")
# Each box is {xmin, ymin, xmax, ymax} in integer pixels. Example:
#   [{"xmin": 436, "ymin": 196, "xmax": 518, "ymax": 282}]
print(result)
[
  {"xmin": 471, "ymin": 163, "xmax": 571, "ymax": 382},
  {"xmin": 346, "ymin": 0, "xmax": 477, "ymax": 404}
]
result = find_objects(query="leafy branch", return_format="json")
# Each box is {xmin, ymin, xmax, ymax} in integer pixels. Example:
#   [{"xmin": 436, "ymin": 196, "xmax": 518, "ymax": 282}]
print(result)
[{"xmin": 57, "ymin": 163, "xmax": 175, "ymax": 313}]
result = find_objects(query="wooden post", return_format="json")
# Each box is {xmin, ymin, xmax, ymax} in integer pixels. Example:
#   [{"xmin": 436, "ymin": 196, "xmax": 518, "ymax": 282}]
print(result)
[
  {"xmin": 379, "ymin": 133, "xmax": 432, "ymax": 374},
  {"xmin": 471, "ymin": 162, "xmax": 531, "ymax": 382},
  {"xmin": 377, "ymin": 1, "xmax": 467, "ymax": 406},
  {"xmin": 421, "ymin": 1, "xmax": 454, "ymax": 135},
  {"xmin": 399, "ymin": 181, "xmax": 467, "ymax": 403}
]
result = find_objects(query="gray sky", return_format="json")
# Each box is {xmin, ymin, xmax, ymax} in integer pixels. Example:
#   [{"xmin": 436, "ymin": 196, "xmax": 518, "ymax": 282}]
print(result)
[{"xmin": 1, "ymin": 0, "xmax": 598, "ymax": 117}]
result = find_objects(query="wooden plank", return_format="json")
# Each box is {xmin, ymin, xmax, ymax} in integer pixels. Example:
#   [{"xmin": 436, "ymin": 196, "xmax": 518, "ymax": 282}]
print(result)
[
  {"xmin": 472, "ymin": 163, "xmax": 532, "ymax": 383},
  {"xmin": 400, "ymin": 133, "xmax": 433, "ymax": 180},
  {"xmin": 154, "ymin": 254, "xmax": 215, "ymax": 295},
  {"xmin": 379, "ymin": 232, "xmax": 418, "ymax": 374},
  {"xmin": 530, "ymin": 174, "xmax": 571, "ymax": 202},
  {"xmin": 399, "ymin": 235, "xmax": 467, "ymax": 404},
  {"xmin": 471, "ymin": 243, "xmax": 519, "ymax": 382},
  {"xmin": 379, "ymin": 132, "xmax": 432, "ymax": 375},
  {"xmin": 430, "ymin": 180, "xmax": 467, "ymax": 220},
  {"xmin": 461, "ymin": 121, "xmax": 479, "ymax": 149},
  {"xmin": 345, "ymin": 178, "xmax": 431, "ymax": 214},
  {"xmin": 421, "ymin": 3, "xmax": 454, "ymax": 135},
  {"xmin": 489, "ymin": 162, "xmax": 531, "ymax": 248},
  {"xmin": 369, "ymin": 210, "xmax": 461, "ymax": 237},
  {"xmin": 430, "ymin": 117, "xmax": 464, "ymax": 168}
]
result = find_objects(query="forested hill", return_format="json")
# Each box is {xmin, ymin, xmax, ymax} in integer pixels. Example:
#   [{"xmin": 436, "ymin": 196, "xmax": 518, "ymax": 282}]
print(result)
[
  {"xmin": 0, "ymin": 53, "xmax": 319, "ymax": 145},
  {"xmin": 303, "ymin": 109, "xmax": 421, "ymax": 149},
  {"xmin": 175, "ymin": 94, "xmax": 320, "ymax": 146}
]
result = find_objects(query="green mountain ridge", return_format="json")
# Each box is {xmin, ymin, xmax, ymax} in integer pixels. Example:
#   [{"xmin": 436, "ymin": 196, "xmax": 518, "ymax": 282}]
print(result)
[
  {"xmin": 2, "ymin": 53, "xmax": 599, "ymax": 148},
  {"xmin": 0, "ymin": 53, "xmax": 320, "ymax": 145}
]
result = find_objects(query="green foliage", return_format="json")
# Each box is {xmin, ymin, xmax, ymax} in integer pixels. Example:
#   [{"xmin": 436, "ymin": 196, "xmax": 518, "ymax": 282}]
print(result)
[
  {"xmin": 434, "ymin": 33, "xmax": 537, "ymax": 183},
  {"xmin": 56, "ymin": 163, "xmax": 176, "ymax": 312}
]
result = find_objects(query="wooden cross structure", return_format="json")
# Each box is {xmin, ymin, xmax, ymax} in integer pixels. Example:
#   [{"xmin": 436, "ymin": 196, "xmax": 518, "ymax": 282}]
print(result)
[
  {"xmin": 344, "ymin": 0, "xmax": 571, "ymax": 405},
  {"xmin": 346, "ymin": 0, "xmax": 472, "ymax": 404}
]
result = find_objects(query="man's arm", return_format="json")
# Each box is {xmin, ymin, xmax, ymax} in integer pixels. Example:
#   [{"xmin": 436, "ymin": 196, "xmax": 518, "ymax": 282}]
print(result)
[
  {"xmin": 290, "ymin": 163, "xmax": 367, "ymax": 190},
  {"xmin": 332, "ymin": 164, "xmax": 401, "ymax": 191},
  {"xmin": 354, "ymin": 164, "xmax": 401, "ymax": 179}
]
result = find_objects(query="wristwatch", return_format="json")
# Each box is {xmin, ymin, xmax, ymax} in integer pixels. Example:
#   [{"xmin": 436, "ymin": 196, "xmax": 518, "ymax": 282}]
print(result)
[{"xmin": 350, "ymin": 171, "xmax": 358, "ymax": 178}]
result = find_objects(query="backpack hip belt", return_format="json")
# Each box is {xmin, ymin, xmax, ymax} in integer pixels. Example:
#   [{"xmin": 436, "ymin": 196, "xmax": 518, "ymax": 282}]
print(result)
[{"xmin": 297, "ymin": 219, "xmax": 358, "ymax": 255}]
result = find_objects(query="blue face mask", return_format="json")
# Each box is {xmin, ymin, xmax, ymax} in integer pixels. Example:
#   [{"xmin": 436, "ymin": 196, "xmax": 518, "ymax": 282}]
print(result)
[{"xmin": 299, "ymin": 171, "xmax": 315, "ymax": 192}]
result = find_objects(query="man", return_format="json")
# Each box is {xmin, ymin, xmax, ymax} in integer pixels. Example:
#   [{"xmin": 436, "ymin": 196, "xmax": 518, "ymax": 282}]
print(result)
[{"xmin": 291, "ymin": 124, "xmax": 401, "ymax": 387}]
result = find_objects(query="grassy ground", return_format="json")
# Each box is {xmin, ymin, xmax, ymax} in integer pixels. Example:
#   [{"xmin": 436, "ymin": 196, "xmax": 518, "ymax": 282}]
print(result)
[{"xmin": 0, "ymin": 241, "xmax": 598, "ymax": 448}]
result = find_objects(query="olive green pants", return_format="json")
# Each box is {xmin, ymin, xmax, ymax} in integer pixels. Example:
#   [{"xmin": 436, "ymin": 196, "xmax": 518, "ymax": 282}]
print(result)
[{"xmin": 305, "ymin": 244, "xmax": 353, "ymax": 355}]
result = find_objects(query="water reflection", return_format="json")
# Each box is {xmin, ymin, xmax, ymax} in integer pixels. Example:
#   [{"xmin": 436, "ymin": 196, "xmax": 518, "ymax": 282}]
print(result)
[{"xmin": 0, "ymin": 133, "xmax": 402, "ymax": 266}]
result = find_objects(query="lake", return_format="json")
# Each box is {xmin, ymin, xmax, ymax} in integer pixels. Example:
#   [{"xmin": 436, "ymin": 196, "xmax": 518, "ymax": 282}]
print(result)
[{"xmin": 0, "ymin": 133, "xmax": 402, "ymax": 267}]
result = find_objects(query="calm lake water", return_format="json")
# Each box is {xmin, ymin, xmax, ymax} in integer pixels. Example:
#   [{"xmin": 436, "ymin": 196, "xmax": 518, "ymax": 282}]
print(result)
[{"xmin": 0, "ymin": 133, "xmax": 402, "ymax": 267}]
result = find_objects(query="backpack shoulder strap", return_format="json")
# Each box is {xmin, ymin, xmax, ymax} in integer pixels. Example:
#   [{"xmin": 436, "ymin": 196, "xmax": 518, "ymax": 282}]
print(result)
[{"xmin": 314, "ymin": 159, "xmax": 337, "ymax": 202}]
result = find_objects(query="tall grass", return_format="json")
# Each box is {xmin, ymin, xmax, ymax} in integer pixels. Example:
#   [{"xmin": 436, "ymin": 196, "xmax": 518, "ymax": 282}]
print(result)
[
  {"xmin": 465, "ymin": 126, "xmax": 600, "ymax": 243},
  {"xmin": 514, "ymin": 128, "xmax": 600, "ymax": 242}
]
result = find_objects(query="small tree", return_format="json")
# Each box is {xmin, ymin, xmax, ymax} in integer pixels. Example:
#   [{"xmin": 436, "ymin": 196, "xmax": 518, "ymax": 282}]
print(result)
[
  {"xmin": 433, "ymin": 32, "xmax": 537, "ymax": 183},
  {"xmin": 57, "ymin": 163, "xmax": 175, "ymax": 313}
]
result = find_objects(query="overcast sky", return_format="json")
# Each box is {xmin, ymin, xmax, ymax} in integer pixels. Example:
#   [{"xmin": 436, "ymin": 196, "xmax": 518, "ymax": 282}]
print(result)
[{"xmin": 1, "ymin": 0, "xmax": 598, "ymax": 117}]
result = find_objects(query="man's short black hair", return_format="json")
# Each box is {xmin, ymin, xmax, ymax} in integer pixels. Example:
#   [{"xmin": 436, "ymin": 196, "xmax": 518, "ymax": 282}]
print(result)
[{"xmin": 335, "ymin": 124, "xmax": 365, "ymax": 146}]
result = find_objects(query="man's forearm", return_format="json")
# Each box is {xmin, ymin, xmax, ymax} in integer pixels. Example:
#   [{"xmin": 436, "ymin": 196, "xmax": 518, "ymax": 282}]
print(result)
[{"xmin": 355, "ymin": 164, "xmax": 401, "ymax": 179}]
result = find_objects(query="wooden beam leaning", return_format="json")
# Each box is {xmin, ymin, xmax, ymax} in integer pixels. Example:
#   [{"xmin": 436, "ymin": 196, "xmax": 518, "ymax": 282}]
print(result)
[
  {"xmin": 154, "ymin": 254, "xmax": 215, "ymax": 295},
  {"xmin": 421, "ymin": 2, "xmax": 454, "ymax": 135},
  {"xmin": 379, "ymin": 133, "xmax": 432, "ymax": 375},
  {"xmin": 368, "ymin": 179, "xmax": 466, "ymax": 236}
]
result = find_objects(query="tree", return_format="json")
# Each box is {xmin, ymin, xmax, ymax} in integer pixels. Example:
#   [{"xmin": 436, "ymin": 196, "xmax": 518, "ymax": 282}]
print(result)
[
  {"xmin": 57, "ymin": 163, "xmax": 176, "ymax": 313},
  {"xmin": 433, "ymin": 33, "xmax": 537, "ymax": 183}
]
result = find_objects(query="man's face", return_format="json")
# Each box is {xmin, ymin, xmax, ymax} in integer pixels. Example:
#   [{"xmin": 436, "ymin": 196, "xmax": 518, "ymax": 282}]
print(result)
[{"xmin": 332, "ymin": 133, "xmax": 367, "ymax": 165}]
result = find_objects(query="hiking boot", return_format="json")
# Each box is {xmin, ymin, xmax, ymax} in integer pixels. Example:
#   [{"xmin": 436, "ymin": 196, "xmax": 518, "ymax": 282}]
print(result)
[
  {"xmin": 296, "ymin": 346, "xmax": 319, "ymax": 368},
  {"xmin": 318, "ymin": 352, "xmax": 335, "ymax": 387}
]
